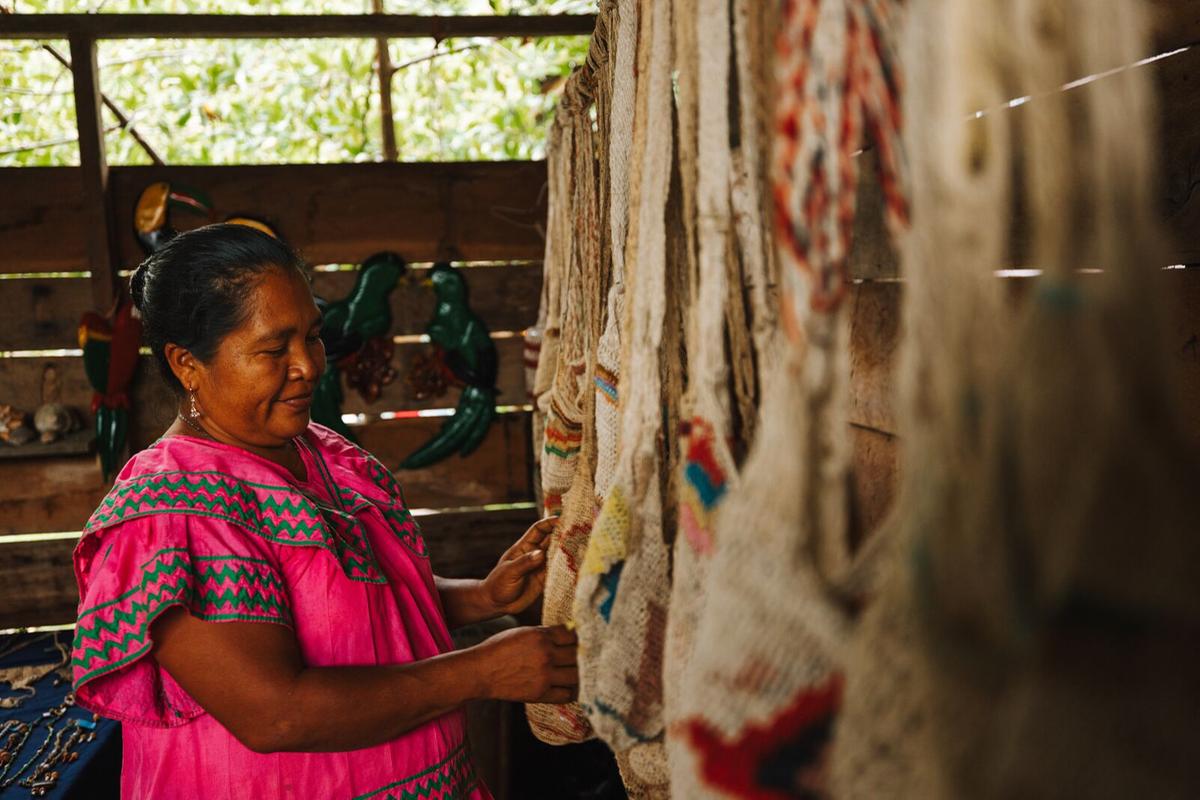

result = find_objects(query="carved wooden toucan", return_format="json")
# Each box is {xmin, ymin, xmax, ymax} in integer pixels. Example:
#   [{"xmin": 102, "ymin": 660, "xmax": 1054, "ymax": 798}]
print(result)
[
  {"xmin": 133, "ymin": 181, "xmax": 213, "ymax": 253},
  {"xmin": 399, "ymin": 263, "xmax": 498, "ymax": 470}
]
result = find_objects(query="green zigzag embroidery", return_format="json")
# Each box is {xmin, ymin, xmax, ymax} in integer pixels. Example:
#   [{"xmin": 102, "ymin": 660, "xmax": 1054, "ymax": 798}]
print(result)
[
  {"xmin": 337, "ymin": 443, "xmax": 430, "ymax": 560},
  {"xmin": 380, "ymin": 506, "xmax": 428, "ymax": 559},
  {"xmin": 88, "ymin": 471, "xmax": 387, "ymax": 584},
  {"xmin": 74, "ymin": 550, "xmax": 293, "ymax": 685},
  {"xmin": 354, "ymin": 742, "xmax": 478, "ymax": 800}
]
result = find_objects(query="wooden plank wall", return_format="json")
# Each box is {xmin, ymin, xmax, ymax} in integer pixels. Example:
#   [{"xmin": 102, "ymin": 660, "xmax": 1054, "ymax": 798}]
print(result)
[
  {"xmin": 0, "ymin": 162, "xmax": 549, "ymax": 272},
  {"xmin": 2, "ymin": 29, "xmax": 1200, "ymax": 629}
]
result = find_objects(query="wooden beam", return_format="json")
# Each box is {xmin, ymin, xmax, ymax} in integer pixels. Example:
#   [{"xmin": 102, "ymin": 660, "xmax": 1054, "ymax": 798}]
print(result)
[
  {"xmin": 358, "ymin": 413, "xmax": 533, "ymax": 510},
  {"xmin": 848, "ymin": 425, "xmax": 898, "ymax": 552},
  {"xmin": 0, "ymin": 162, "xmax": 549, "ymax": 272},
  {"xmin": 848, "ymin": 280, "xmax": 901, "ymax": 434},
  {"xmin": 67, "ymin": 34, "xmax": 117, "ymax": 310},
  {"xmin": 3, "ymin": 7, "xmax": 1190, "ymax": 51},
  {"xmin": 0, "ymin": 13, "xmax": 597, "ymax": 40}
]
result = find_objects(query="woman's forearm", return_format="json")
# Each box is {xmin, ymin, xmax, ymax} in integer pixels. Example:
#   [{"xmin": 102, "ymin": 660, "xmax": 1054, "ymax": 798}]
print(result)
[
  {"xmin": 435, "ymin": 576, "xmax": 501, "ymax": 628},
  {"xmin": 257, "ymin": 646, "xmax": 490, "ymax": 753},
  {"xmin": 151, "ymin": 610, "xmax": 575, "ymax": 755}
]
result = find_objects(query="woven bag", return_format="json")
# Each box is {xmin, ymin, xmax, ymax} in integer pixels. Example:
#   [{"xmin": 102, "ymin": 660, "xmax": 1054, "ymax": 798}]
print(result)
[
  {"xmin": 528, "ymin": 5, "xmax": 620, "ymax": 745},
  {"xmin": 662, "ymin": 0, "xmax": 743, "ymax": 795},
  {"xmin": 526, "ymin": 403, "xmax": 599, "ymax": 744},
  {"xmin": 836, "ymin": 2, "xmax": 1200, "ymax": 797},
  {"xmin": 593, "ymin": 0, "xmax": 636, "ymax": 507},
  {"xmin": 573, "ymin": 0, "xmax": 674, "ymax": 759},
  {"xmin": 539, "ymin": 91, "xmax": 593, "ymax": 516},
  {"xmin": 671, "ymin": 2, "xmax": 910, "ymax": 797},
  {"xmin": 532, "ymin": 120, "xmax": 572, "ymax": 515}
]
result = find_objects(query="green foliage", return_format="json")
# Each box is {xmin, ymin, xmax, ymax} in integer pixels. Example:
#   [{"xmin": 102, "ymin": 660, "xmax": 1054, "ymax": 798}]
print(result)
[
  {"xmin": 1, "ymin": 0, "xmax": 593, "ymax": 166},
  {"xmin": 0, "ymin": 39, "xmax": 81, "ymax": 165}
]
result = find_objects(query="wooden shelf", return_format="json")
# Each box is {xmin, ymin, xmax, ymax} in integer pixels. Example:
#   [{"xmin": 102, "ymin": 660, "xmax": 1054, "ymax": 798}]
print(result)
[{"xmin": 0, "ymin": 428, "xmax": 93, "ymax": 461}]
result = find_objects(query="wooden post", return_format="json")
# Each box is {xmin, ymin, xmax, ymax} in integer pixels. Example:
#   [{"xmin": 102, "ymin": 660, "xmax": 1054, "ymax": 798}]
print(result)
[
  {"xmin": 68, "ymin": 33, "xmax": 118, "ymax": 310},
  {"xmin": 373, "ymin": 0, "xmax": 398, "ymax": 162}
]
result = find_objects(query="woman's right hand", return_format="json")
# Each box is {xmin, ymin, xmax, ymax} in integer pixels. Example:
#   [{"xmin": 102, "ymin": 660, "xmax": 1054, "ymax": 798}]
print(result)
[{"xmin": 472, "ymin": 625, "xmax": 578, "ymax": 704}]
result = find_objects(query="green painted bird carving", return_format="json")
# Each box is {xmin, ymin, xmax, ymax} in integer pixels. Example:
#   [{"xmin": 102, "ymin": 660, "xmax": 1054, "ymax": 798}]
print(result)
[
  {"xmin": 310, "ymin": 252, "xmax": 407, "ymax": 440},
  {"xmin": 399, "ymin": 263, "xmax": 498, "ymax": 470}
]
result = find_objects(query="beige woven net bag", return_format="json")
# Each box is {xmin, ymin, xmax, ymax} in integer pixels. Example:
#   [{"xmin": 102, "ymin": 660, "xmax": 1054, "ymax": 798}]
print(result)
[
  {"xmin": 835, "ymin": 2, "xmax": 1200, "ymax": 798},
  {"xmin": 670, "ymin": 1, "xmax": 909, "ymax": 797},
  {"xmin": 593, "ymin": 0, "xmax": 636, "ymax": 509},
  {"xmin": 662, "ymin": 0, "xmax": 741, "ymax": 795},
  {"xmin": 538, "ymin": 55, "xmax": 606, "ymax": 519},
  {"xmin": 572, "ymin": 0, "xmax": 674, "ymax": 783},
  {"xmin": 527, "ymin": 8, "xmax": 619, "ymax": 745},
  {"xmin": 532, "ymin": 116, "xmax": 573, "ymax": 517},
  {"xmin": 665, "ymin": 0, "xmax": 783, "ymax": 790}
]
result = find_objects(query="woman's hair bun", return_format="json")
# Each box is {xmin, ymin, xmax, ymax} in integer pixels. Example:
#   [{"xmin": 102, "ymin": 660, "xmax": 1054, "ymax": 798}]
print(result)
[{"xmin": 130, "ymin": 261, "xmax": 149, "ymax": 311}]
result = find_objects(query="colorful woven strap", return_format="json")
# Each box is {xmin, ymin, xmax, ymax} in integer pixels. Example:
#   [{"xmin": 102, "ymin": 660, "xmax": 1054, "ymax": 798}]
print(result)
[{"xmin": 773, "ymin": 0, "xmax": 908, "ymax": 328}]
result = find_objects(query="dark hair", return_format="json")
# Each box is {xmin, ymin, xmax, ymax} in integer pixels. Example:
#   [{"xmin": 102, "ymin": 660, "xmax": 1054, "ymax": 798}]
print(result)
[{"xmin": 130, "ymin": 223, "xmax": 307, "ymax": 394}]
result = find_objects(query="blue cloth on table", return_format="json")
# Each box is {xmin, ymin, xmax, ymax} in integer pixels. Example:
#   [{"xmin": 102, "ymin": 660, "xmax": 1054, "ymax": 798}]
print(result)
[{"xmin": 0, "ymin": 632, "xmax": 119, "ymax": 800}]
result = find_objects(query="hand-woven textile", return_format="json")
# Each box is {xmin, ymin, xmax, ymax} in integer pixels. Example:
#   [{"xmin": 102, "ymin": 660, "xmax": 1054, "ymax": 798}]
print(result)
[
  {"xmin": 835, "ymin": 2, "xmax": 1200, "ymax": 797},
  {"xmin": 672, "ymin": 1, "xmax": 909, "ymax": 797},
  {"xmin": 574, "ymin": 0, "xmax": 674, "ymax": 760}
]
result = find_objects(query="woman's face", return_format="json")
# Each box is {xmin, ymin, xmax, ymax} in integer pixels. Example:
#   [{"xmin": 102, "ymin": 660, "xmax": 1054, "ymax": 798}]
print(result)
[{"xmin": 184, "ymin": 266, "xmax": 326, "ymax": 449}]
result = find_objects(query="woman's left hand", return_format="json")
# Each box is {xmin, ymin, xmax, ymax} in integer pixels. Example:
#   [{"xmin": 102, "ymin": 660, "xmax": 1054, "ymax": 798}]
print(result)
[{"xmin": 481, "ymin": 517, "xmax": 557, "ymax": 616}]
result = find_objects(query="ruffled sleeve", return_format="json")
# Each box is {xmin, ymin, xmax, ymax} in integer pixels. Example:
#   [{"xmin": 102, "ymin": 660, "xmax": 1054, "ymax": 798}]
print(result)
[{"xmin": 71, "ymin": 513, "xmax": 293, "ymax": 727}]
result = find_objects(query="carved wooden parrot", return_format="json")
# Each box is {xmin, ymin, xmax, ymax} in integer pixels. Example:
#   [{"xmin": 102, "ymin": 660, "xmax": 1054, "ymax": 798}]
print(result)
[
  {"xmin": 79, "ymin": 301, "xmax": 142, "ymax": 479},
  {"xmin": 399, "ymin": 263, "xmax": 498, "ymax": 470},
  {"xmin": 77, "ymin": 180, "xmax": 211, "ymax": 478},
  {"xmin": 311, "ymin": 252, "xmax": 407, "ymax": 439}
]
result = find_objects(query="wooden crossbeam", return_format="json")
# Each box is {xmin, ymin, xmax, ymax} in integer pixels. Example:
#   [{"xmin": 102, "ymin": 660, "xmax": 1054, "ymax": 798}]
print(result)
[
  {"xmin": 0, "ymin": 7, "xmax": 1192, "ymax": 49},
  {"xmin": 0, "ymin": 13, "xmax": 597, "ymax": 40}
]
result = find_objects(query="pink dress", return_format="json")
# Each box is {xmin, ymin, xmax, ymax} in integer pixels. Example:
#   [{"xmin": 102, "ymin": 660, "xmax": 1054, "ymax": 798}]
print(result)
[{"xmin": 70, "ymin": 423, "xmax": 493, "ymax": 800}]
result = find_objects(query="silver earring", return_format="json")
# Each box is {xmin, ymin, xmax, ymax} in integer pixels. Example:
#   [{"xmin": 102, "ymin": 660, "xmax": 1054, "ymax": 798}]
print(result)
[{"xmin": 188, "ymin": 390, "xmax": 201, "ymax": 421}]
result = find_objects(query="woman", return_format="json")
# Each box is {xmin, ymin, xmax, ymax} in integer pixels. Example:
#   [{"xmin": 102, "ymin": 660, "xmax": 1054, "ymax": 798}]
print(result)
[{"xmin": 70, "ymin": 224, "xmax": 577, "ymax": 799}]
